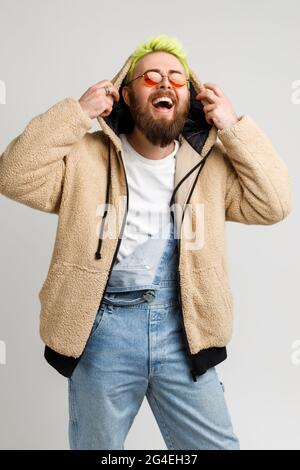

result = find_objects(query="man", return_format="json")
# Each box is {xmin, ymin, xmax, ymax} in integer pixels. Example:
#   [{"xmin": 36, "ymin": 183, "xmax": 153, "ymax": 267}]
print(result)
[{"xmin": 0, "ymin": 34, "xmax": 292, "ymax": 450}]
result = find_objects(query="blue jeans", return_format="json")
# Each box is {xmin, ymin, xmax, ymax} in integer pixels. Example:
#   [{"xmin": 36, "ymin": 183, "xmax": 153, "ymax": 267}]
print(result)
[{"xmin": 68, "ymin": 220, "xmax": 240, "ymax": 449}]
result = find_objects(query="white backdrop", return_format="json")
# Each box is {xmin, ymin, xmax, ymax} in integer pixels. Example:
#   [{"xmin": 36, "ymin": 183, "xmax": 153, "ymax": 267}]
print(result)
[{"xmin": 0, "ymin": 0, "xmax": 299, "ymax": 450}]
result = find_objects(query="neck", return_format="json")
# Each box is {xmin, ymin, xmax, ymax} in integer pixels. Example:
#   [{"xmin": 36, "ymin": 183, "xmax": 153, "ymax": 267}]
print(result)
[{"xmin": 125, "ymin": 127, "xmax": 175, "ymax": 160}]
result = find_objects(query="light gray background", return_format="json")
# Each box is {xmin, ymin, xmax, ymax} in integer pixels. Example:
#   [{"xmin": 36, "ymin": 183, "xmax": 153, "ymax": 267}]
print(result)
[{"xmin": 0, "ymin": 0, "xmax": 299, "ymax": 450}]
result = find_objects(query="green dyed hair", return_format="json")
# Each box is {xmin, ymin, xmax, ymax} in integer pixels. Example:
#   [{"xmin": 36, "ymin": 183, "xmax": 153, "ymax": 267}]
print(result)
[{"xmin": 125, "ymin": 34, "xmax": 190, "ymax": 89}]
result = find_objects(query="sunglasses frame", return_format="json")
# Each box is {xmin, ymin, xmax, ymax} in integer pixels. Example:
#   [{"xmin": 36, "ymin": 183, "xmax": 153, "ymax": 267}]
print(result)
[{"xmin": 126, "ymin": 70, "xmax": 190, "ymax": 89}]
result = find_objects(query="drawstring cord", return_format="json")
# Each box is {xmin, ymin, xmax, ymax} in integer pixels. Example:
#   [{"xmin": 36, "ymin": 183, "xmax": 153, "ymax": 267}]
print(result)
[
  {"xmin": 95, "ymin": 144, "xmax": 213, "ymax": 260},
  {"xmin": 169, "ymin": 147, "xmax": 212, "ymax": 223},
  {"xmin": 95, "ymin": 140, "xmax": 111, "ymax": 260}
]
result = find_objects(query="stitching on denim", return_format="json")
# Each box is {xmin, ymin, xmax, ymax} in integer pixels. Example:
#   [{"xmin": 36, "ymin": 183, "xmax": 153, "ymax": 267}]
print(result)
[
  {"xmin": 147, "ymin": 387, "xmax": 176, "ymax": 450},
  {"xmin": 68, "ymin": 378, "xmax": 79, "ymax": 448},
  {"xmin": 93, "ymin": 306, "xmax": 106, "ymax": 335}
]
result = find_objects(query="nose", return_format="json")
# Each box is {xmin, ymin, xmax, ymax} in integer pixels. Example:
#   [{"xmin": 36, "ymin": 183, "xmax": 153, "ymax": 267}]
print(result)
[{"xmin": 159, "ymin": 75, "xmax": 172, "ymax": 89}]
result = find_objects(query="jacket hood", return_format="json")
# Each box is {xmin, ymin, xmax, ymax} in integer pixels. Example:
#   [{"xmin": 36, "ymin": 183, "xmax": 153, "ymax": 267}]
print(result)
[
  {"xmin": 94, "ymin": 54, "xmax": 218, "ymax": 260},
  {"xmin": 96, "ymin": 54, "xmax": 218, "ymax": 157}
]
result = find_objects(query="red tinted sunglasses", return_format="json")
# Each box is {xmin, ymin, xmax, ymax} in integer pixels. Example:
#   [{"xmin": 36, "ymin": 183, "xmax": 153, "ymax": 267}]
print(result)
[{"xmin": 126, "ymin": 70, "xmax": 190, "ymax": 89}]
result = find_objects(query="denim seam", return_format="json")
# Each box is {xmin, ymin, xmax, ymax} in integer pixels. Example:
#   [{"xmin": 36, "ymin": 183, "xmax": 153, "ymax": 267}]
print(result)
[
  {"xmin": 147, "ymin": 387, "xmax": 176, "ymax": 450},
  {"xmin": 68, "ymin": 378, "xmax": 79, "ymax": 448}
]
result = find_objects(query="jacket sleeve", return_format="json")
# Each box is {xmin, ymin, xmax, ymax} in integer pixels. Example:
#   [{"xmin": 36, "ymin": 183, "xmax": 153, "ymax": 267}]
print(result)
[
  {"xmin": 217, "ymin": 114, "xmax": 293, "ymax": 224},
  {"xmin": 0, "ymin": 97, "xmax": 93, "ymax": 214}
]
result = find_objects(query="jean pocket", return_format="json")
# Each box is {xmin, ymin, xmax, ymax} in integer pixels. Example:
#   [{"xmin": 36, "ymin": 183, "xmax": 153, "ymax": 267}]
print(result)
[
  {"xmin": 90, "ymin": 304, "xmax": 106, "ymax": 337},
  {"xmin": 103, "ymin": 290, "xmax": 152, "ymax": 306}
]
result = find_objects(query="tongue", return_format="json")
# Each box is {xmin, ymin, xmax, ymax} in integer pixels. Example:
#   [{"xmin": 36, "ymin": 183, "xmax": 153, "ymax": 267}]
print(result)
[{"xmin": 154, "ymin": 103, "xmax": 172, "ymax": 109}]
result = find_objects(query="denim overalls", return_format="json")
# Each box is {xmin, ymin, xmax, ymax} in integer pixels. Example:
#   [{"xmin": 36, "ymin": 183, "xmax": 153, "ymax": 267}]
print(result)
[
  {"xmin": 104, "ymin": 215, "xmax": 178, "ymax": 296},
  {"xmin": 68, "ymin": 214, "xmax": 240, "ymax": 450},
  {"xmin": 104, "ymin": 215, "xmax": 178, "ymax": 294}
]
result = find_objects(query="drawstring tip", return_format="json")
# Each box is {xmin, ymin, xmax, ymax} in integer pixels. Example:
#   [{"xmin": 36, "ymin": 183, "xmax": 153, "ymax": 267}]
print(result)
[
  {"xmin": 95, "ymin": 252, "xmax": 102, "ymax": 260},
  {"xmin": 190, "ymin": 370, "xmax": 198, "ymax": 382}
]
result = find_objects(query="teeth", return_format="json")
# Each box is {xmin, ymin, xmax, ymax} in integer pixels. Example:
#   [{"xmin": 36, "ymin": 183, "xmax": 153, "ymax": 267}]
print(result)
[{"xmin": 152, "ymin": 96, "xmax": 173, "ymax": 106}]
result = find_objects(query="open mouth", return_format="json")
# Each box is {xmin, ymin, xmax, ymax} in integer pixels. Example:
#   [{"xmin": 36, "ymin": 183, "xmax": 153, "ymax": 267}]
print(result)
[{"xmin": 151, "ymin": 96, "xmax": 175, "ymax": 113}]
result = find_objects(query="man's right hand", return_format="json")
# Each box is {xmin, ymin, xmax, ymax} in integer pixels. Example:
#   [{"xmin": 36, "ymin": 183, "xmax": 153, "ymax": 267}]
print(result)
[{"xmin": 79, "ymin": 80, "xmax": 120, "ymax": 119}]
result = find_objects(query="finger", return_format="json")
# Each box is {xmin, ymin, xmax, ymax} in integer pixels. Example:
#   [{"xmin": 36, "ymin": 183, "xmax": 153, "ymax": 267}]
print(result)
[
  {"xmin": 106, "ymin": 86, "xmax": 120, "ymax": 103},
  {"xmin": 88, "ymin": 81, "xmax": 109, "ymax": 94},
  {"xmin": 203, "ymin": 103, "xmax": 217, "ymax": 112},
  {"xmin": 202, "ymin": 83, "xmax": 223, "ymax": 98},
  {"xmin": 101, "ymin": 108, "xmax": 111, "ymax": 117},
  {"xmin": 196, "ymin": 89, "xmax": 218, "ymax": 104},
  {"xmin": 90, "ymin": 79, "xmax": 114, "ymax": 90},
  {"xmin": 205, "ymin": 110, "xmax": 215, "ymax": 124},
  {"xmin": 101, "ymin": 104, "xmax": 113, "ymax": 117},
  {"xmin": 98, "ymin": 81, "xmax": 120, "ymax": 102},
  {"xmin": 90, "ymin": 81, "xmax": 120, "ymax": 102}
]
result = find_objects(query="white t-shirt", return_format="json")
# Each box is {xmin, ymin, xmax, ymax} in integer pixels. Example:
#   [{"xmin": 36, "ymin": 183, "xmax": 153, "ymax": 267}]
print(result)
[{"xmin": 116, "ymin": 133, "xmax": 180, "ymax": 263}]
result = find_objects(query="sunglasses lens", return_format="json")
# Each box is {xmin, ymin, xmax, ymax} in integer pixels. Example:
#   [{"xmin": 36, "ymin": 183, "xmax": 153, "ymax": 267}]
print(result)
[
  {"xmin": 144, "ymin": 71, "xmax": 161, "ymax": 86},
  {"xmin": 169, "ymin": 72, "xmax": 186, "ymax": 87},
  {"xmin": 144, "ymin": 71, "xmax": 187, "ymax": 87}
]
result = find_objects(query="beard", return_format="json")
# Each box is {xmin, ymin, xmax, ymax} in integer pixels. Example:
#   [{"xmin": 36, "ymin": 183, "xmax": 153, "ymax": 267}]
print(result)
[{"xmin": 127, "ymin": 89, "xmax": 190, "ymax": 148}]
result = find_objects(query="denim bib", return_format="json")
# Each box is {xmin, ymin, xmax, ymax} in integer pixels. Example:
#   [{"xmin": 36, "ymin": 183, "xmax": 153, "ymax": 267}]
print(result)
[{"xmin": 105, "ymin": 217, "xmax": 178, "ymax": 293}]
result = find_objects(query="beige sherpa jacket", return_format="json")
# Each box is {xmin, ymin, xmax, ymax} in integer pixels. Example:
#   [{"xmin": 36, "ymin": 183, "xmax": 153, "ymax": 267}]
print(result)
[{"xmin": 0, "ymin": 54, "xmax": 293, "ymax": 366}]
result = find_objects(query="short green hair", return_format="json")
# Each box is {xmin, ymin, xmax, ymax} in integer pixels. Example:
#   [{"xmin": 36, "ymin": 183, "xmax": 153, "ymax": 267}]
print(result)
[{"xmin": 125, "ymin": 34, "xmax": 190, "ymax": 88}]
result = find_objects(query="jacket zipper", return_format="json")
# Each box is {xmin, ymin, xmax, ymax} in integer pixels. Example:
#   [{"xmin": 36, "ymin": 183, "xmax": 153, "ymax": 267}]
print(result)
[
  {"xmin": 171, "ymin": 208, "xmax": 198, "ymax": 382},
  {"xmin": 170, "ymin": 151, "xmax": 211, "ymax": 382},
  {"xmin": 96, "ymin": 149, "xmax": 129, "ymax": 312}
]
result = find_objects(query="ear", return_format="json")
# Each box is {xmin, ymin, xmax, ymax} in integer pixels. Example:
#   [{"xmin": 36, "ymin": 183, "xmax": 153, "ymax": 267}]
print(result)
[{"xmin": 122, "ymin": 86, "xmax": 130, "ymax": 106}]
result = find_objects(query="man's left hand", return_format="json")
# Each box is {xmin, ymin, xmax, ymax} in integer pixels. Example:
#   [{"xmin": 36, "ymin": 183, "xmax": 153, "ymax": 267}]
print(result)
[{"xmin": 196, "ymin": 83, "xmax": 239, "ymax": 130}]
